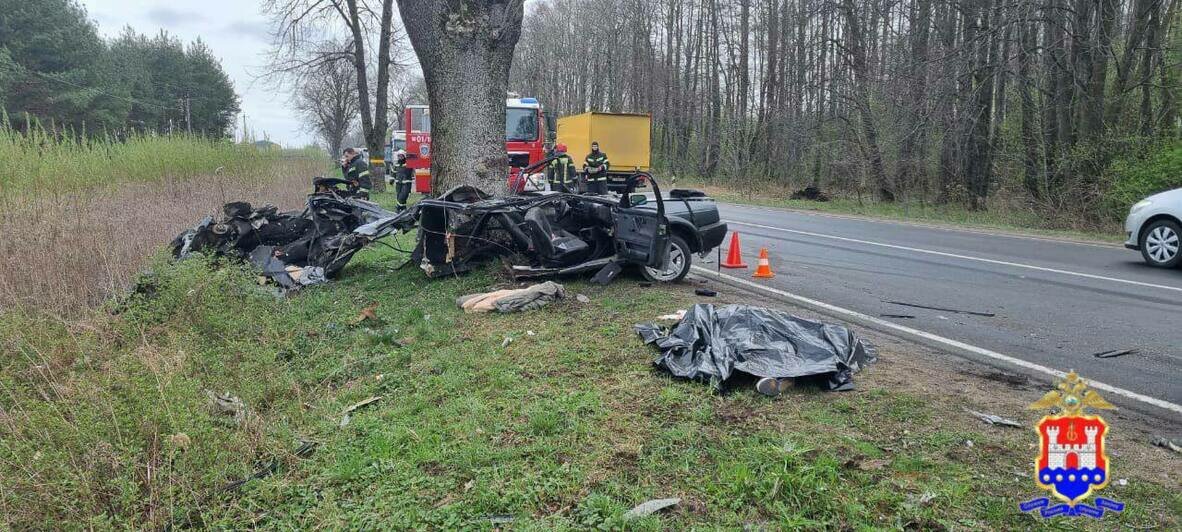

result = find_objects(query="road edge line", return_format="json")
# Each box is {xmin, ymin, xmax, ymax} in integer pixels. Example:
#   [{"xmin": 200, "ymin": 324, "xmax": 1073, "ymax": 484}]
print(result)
[
  {"xmin": 691, "ymin": 265, "xmax": 1182, "ymax": 418},
  {"xmin": 726, "ymin": 220, "xmax": 1182, "ymax": 294}
]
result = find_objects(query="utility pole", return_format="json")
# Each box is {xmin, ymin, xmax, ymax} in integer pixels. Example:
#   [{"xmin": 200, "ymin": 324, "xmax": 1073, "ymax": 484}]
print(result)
[{"xmin": 185, "ymin": 94, "xmax": 192, "ymax": 134}]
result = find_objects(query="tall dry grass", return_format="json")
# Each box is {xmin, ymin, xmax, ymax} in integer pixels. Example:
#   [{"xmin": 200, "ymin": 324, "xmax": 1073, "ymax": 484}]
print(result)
[
  {"xmin": 0, "ymin": 125, "xmax": 329, "ymax": 315},
  {"xmin": 0, "ymin": 162, "xmax": 324, "ymax": 315},
  {"xmin": 0, "ymin": 126, "xmax": 302, "ymax": 194}
]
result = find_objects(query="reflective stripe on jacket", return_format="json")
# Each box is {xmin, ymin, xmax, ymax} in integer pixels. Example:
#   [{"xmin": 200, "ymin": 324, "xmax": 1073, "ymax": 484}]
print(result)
[
  {"xmin": 548, "ymin": 154, "xmax": 576, "ymax": 184},
  {"xmin": 585, "ymin": 151, "xmax": 609, "ymax": 181}
]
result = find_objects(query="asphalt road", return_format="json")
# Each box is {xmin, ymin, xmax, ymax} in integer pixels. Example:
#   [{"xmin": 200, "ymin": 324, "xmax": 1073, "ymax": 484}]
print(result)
[{"xmin": 711, "ymin": 203, "xmax": 1182, "ymax": 410}]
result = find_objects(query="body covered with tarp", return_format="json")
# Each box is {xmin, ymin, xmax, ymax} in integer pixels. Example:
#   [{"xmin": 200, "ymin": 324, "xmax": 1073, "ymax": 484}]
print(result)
[{"xmin": 636, "ymin": 304, "xmax": 876, "ymax": 390}]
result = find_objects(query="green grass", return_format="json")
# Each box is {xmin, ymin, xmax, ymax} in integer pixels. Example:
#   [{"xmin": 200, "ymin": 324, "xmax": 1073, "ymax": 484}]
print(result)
[
  {"xmin": 0, "ymin": 192, "xmax": 1175, "ymax": 528},
  {"xmin": 0, "ymin": 124, "xmax": 292, "ymax": 197},
  {"xmin": 679, "ymin": 177, "xmax": 1125, "ymax": 243}
]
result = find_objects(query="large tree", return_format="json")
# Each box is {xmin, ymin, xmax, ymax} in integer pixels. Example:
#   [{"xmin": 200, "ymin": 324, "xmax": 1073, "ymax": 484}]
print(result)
[
  {"xmin": 396, "ymin": 0, "xmax": 525, "ymax": 195},
  {"xmin": 264, "ymin": 0, "xmax": 406, "ymax": 190}
]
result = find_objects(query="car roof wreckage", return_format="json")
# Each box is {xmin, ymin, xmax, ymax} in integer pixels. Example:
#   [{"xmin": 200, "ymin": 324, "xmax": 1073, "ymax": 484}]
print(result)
[{"xmin": 170, "ymin": 163, "xmax": 673, "ymax": 290}]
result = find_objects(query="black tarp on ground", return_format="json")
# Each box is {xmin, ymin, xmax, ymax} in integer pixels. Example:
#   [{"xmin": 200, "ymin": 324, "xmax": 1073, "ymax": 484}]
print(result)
[{"xmin": 635, "ymin": 304, "xmax": 877, "ymax": 391}]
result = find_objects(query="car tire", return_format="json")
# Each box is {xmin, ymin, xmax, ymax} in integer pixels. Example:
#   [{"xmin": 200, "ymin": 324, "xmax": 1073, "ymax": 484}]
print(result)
[
  {"xmin": 642, "ymin": 236, "xmax": 692, "ymax": 283},
  {"xmin": 1139, "ymin": 219, "xmax": 1182, "ymax": 268}
]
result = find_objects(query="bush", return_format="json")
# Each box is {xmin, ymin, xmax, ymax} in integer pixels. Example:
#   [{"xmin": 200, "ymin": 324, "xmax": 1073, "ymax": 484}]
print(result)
[{"xmin": 1105, "ymin": 141, "xmax": 1182, "ymax": 219}]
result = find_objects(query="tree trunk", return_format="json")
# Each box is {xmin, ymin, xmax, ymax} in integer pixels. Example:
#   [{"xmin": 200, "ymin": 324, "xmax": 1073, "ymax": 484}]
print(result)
[
  {"xmin": 397, "ymin": 0, "xmax": 525, "ymax": 196},
  {"xmin": 840, "ymin": 0, "xmax": 893, "ymax": 202},
  {"xmin": 1018, "ymin": 9, "xmax": 1042, "ymax": 199},
  {"xmin": 1084, "ymin": 0, "xmax": 1119, "ymax": 140},
  {"xmin": 343, "ymin": 0, "xmax": 391, "ymax": 192},
  {"xmin": 896, "ymin": 0, "xmax": 932, "ymax": 195}
]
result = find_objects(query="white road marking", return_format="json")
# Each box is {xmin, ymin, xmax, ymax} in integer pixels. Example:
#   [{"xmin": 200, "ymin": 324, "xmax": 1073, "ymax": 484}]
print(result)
[
  {"xmin": 692, "ymin": 266, "xmax": 1182, "ymax": 417},
  {"xmin": 727, "ymin": 219, "xmax": 1182, "ymax": 294}
]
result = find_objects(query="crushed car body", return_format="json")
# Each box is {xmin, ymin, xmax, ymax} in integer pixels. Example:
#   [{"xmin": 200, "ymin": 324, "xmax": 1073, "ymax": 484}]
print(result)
[
  {"xmin": 171, "ymin": 162, "xmax": 727, "ymax": 288},
  {"xmin": 171, "ymin": 179, "xmax": 413, "ymax": 288},
  {"xmin": 405, "ymin": 166, "xmax": 726, "ymax": 283}
]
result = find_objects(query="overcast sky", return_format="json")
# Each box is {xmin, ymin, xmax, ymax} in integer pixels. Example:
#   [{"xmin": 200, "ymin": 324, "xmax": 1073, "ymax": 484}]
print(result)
[{"xmin": 82, "ymin": 0, "xmax": 313, "ymax": 147}]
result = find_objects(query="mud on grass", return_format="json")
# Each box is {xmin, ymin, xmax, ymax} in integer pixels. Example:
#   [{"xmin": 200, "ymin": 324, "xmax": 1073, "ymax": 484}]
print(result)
[{"xmin": 0, "ymin": 192, "xmax": 1177, "ymax": 528}]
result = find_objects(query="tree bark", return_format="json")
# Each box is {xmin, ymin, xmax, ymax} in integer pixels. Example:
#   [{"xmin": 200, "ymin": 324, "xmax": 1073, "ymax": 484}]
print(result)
[
  {"xmin": 840, "ymin": 0, "xmax": 893, "ymax": 202},
  {"xmin": 397, "ymin": 0, "xmax": 525, "ymax": 195}
]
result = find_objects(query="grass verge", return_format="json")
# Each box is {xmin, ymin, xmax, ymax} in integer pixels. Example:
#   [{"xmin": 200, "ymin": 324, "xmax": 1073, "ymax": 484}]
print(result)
[
  {"xmin": 679, "ymin": 178, "xmax": 1125, "ymax": 244},
  {"xmin": 1, "ymin": 191, "xmax": 1176, "ymax": 529}
]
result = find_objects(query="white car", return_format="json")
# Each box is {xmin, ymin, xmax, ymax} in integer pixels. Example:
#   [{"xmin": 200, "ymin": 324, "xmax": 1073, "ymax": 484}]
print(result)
[{"xmin": 1124, "ymin": 187, "xmax": 1182, "ymax": 267}]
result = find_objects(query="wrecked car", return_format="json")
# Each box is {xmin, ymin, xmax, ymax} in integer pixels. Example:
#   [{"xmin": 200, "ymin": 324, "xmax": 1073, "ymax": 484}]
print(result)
[
  {"xmin": 404, "ymin": 160, "xmax": 727, "ymax": 283},
  {"xmin": 171, "ymin": 178, "xmax": 410, "ymax": 288},
  {"xmin": 171, "ymin": 160, "xmax": 726, "ymax": 287}
]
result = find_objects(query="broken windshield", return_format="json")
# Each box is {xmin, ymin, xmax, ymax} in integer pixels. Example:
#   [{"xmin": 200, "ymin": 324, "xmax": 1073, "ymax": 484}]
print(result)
[{"xmin": 506, "ymin": 108, "xmax": 538, "ymax": 142}]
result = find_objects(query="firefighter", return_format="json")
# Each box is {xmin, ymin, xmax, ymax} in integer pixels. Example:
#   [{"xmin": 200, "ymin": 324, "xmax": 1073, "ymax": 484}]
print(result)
[
  {"xmin": 392, "ymin": 149, "xmax": 413, "ymax": 211},
  {"xmin": 547, "ymin": 143, "xmax": 577, "ymax": 193},
  {"xmin": 342, "ymin": 147, "xmax": 372, "ymax": 198},
  {"xmin": 583, "ymin": 141, "xmax": 610, "ymax": 195}
]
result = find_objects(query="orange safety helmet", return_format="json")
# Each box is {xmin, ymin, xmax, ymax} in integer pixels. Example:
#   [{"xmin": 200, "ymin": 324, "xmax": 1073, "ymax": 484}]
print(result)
[{"xmin": 555, "ymin": 143, "xmax": 567, "ymax": 153}]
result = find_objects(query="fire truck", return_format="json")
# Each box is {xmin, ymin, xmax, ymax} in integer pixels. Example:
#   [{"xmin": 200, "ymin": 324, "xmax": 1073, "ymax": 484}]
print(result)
[{"xmin": 403, "ymin": 97, "xmax": 551, "ymax": 194}]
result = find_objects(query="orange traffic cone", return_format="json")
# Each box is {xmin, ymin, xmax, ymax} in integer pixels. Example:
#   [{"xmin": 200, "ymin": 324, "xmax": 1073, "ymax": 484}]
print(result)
[
  {"xmin": 753, "ymin": 248, "xmax": 775, "ymax": 278},
  {"xmin": 721, "ymin": 232, "xmax": 748, "ymax": 268}
]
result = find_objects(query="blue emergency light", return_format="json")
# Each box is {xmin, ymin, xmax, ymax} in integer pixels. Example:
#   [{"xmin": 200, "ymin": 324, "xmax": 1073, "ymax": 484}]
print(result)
[{"xmin": 519, "ymin": 97, "xmax": 538, "ymax": 104}]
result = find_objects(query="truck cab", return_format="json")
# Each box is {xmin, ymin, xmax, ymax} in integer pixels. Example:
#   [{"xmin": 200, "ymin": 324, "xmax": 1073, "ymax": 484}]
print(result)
[{"xmin": 403, "ymin": 99, "xmax": 549, "ymax": 195}]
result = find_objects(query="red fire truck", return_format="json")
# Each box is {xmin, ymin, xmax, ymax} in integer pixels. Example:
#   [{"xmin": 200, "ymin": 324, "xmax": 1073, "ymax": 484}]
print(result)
[{"xmin": 403, "ymin": 97, "xmax": 550, "ymax": 194}]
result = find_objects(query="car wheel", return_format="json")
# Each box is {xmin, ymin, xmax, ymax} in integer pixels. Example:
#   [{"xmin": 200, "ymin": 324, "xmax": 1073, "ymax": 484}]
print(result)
[
  {"xmin": 1139, "ymin": 219, "xmax": 1182, "ymax": 268},
  {"xmin": 642, "ymin": 236, "xmax": 691, "ymax": 283}
]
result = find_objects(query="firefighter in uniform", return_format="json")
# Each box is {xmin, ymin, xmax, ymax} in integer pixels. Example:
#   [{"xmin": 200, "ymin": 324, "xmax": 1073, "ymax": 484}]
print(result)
[
  {"xmin": 547, "ymin": 143, "xmax": 577, "ymax": 193},
  {"xmin": 583, "ymin": 141, "xmax": 610, "ymax": 195},
  {"xmin": 392, "ymin": 149, "xmax": 413, "ymax": 211},
  {"xmin": 342, "ymin": 148, "xmax": 372, "ymax": 198}
]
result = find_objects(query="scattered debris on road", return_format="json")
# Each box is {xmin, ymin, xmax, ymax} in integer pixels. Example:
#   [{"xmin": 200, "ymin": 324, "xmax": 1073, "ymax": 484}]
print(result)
[
  {"xmin": 636, "ymin": 304, "xmax": 876, "ymax": 392},
  {"xmin": 457, "ymin": 281, "xmax": 565, "ymax": 313},
  {"xmin": 884, "ymin": 300, "xmax": 996, "ymax": 317},
  {"xmin": 879, "ymin": 314, "xmax": 916, "ymax": 319},
  {"xmin": 1092, "ymin": 348, "xmax": 1138, "ymax": 359},
  {"xmin": 966, "ymin": 409, "xmax": 1023, "ymax": 428},
  {"xmin": 694, "ymin": 288, "xmax": 718, "ymax": 297},
  {"xmin": 624, "ymin": 497, "xmax": 681, "ymax": 519}
]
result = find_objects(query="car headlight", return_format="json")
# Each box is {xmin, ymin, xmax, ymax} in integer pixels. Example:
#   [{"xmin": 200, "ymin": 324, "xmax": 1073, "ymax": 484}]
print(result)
[{"xmin": 1130, "ymin": 199, "xmax": 1153, "ymax": 214}]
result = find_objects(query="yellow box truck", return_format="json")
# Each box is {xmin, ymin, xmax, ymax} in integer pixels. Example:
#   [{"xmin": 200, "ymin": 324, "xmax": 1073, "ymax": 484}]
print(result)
[{"xmin": 557, "ymin": 112, "xmax": 651, "ymax": 190}]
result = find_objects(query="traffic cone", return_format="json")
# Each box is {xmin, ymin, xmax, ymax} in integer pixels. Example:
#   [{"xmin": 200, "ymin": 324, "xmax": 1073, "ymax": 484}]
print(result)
[
  {"xmin": 753, "ymin": 248, "xmax": 775, "ymax": 278},
  {"xmin": 720, "ymin": 232, "xmax": 748, "ymax": 268}
]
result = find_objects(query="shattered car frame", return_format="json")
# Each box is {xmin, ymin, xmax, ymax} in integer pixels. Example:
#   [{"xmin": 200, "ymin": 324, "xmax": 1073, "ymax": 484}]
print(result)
[
  {"xmin": 402, "ymin": 157, "xmax": 674, "ymax": 283},
  {"xmin": 171, "ymin": 179, "xmax": 413, "ymax": 288},
  {"xmin": 172, "ymin": 157, "xmax": 715, "ymax": 287}
]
